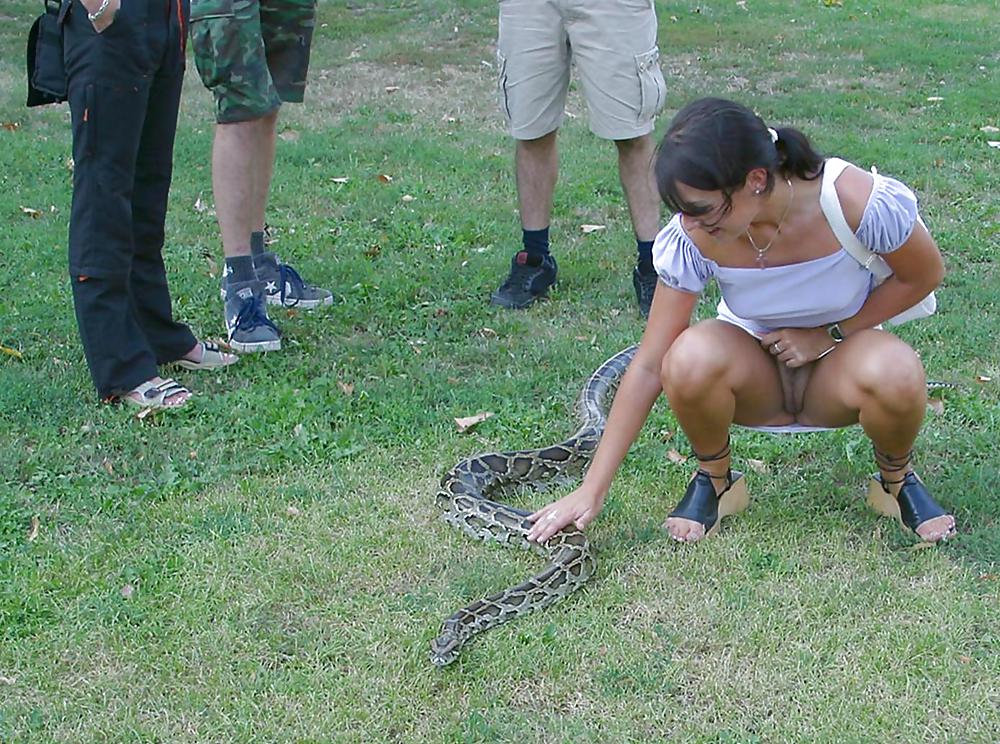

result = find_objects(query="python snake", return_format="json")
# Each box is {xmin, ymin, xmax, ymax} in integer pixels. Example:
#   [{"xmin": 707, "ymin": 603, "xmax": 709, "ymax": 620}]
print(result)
[{"xmin": 429, "ymin": 345, "xmax": 638, "ymax": 667}]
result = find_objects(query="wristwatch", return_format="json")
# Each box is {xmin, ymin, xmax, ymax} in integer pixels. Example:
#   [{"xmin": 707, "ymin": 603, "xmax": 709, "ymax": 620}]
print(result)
[{"xmin": 826, "ymin": 322, "xmax": 845, "ymax": 343}]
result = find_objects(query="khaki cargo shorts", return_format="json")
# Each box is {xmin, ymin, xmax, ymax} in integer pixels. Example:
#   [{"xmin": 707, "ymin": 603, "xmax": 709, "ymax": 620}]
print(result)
[
  {"xmin": 189, "ymin": 0, "xmax": 317, "ymax": 123},
  {"xmin": 496, "ymin": 0, "xmax": 666, "ymax": 141}
]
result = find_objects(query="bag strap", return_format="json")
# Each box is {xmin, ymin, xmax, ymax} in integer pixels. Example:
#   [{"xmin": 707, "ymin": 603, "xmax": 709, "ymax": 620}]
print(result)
[{"xmin": 819, "ymin": 157, "xmax": 892, "ymax": 281}]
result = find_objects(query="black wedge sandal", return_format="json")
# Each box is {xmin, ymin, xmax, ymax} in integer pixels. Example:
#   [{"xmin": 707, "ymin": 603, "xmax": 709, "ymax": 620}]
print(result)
[
  {"xmin": 865, "ymin": 449, "xmax": 956, "ymax": 542},
  {"xmin": 666, "ymin": 439, "xmax": 749, "ymax": 541}
]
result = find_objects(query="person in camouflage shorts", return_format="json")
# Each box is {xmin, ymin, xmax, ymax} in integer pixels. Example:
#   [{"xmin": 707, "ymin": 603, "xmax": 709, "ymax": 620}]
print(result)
[{"xmin": 190, "ymin": 0, "xmax": 333, "ymax": 354}]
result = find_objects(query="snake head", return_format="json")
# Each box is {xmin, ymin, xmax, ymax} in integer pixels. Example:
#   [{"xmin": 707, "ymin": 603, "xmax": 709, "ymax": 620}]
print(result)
[{"xmin": 429, "ymin": 632, "xmax": 462, "ymax": 668}]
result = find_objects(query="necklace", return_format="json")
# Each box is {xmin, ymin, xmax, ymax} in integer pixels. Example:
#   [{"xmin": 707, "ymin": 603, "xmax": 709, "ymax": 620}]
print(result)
[{"xmin": 746, "ymin": 177, "xmax": 794, "ymax": 268}]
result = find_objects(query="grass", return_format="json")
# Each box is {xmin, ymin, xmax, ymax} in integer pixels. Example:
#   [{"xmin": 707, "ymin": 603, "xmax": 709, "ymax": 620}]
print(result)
[{"xmin": 1, "ymin": 0, "xmax": 999, "ymax": 741}]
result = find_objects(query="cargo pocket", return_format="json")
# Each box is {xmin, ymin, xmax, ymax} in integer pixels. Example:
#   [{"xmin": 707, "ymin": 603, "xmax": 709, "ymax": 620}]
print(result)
[
  {"xmin": 634, "ymin": 47, "xmax": 666, "ymax": 123},
  {"xmin": 496, "ymin": 50, "xmax": 511, "ymax": 125},
  {"xmin": 189, "ymin": 0, "xmax": 234, "ymax": 21}
]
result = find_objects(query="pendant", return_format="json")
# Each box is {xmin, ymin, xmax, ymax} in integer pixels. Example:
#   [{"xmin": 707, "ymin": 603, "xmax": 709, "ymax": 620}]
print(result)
[{"xmin": 755, "ymin": 251, "xmax": 767, "ymax": 268}]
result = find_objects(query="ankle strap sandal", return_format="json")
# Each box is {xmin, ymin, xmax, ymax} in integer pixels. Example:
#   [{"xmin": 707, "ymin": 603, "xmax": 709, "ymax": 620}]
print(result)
[
  {"xmin": 666, "ymin": 437, "xmax": 749, "ymax": 540},
  {"xmin": 866, "ymin": 448, "xmax": 955, "ymax": 541}
]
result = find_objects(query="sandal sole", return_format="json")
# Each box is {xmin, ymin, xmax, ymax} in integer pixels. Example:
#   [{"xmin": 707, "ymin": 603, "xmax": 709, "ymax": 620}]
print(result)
[
  {"xmin": 705, "ymin": 471, "xmax": 750, "ymax": 538},
  {"xmin": 865, "ymin": 476, "xmax": 955, "ymax": 541}
]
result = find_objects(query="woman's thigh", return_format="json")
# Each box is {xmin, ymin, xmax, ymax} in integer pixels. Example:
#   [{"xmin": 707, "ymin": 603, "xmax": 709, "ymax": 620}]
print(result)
[
  {"xmin": 799, "ymin": 329, "xmax": 925, "ymax": 427},
  {"xmin": 667, "ymin": 319, "xmax": 790, "ymax": 426}
]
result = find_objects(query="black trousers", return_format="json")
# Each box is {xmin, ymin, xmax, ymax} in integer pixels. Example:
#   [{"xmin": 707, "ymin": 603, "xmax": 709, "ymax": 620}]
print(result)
[{"xmin": 64, "ymin": 0, "xmax": 196, "ymax": 399}]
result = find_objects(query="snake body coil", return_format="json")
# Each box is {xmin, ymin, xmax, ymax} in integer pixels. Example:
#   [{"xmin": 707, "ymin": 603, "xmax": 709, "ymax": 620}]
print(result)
[{"xmin": 430, "ymin": 345, "xmax": 637, "ymax": 667}]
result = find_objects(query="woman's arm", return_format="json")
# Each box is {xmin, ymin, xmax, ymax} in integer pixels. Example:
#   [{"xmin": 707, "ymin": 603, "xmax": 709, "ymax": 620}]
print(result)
[{"xmin": 526, "ymin": 284, "xmax": 698, "ymax": 543}]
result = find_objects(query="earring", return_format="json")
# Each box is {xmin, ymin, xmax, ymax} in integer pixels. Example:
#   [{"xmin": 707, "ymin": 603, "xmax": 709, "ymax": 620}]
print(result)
[{"xmin": 754, "ymin": 189, "xmax": 761, "ymax": 195}]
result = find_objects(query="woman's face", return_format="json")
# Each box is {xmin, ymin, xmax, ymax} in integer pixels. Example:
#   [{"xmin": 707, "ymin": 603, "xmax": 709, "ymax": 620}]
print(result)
[{"xmin": 674, "ymin": 169, "xmax": 767, "ymax": 241}]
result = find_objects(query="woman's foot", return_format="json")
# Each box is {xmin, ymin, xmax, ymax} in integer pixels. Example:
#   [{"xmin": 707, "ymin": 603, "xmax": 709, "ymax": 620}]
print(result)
[
  {"xmin": 870, "ymin": 472, "xmax": 956, "ymax": 542},
  {"xmin": 664, "ymin": 469, "xmax": 749, "ymax": 543},
  {"xmin": 123, "ymin": 377, "xmax": 191, "ymax": 409},
  {"xmin": 174, "ymin": 340, "xmax": 239, "ymax": 371}
]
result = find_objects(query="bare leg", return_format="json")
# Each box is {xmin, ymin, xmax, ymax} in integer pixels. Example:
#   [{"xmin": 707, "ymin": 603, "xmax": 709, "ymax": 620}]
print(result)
[
  {"xmin": 515, "ymin": 131, "xmax": 558, "ymax": 230},
  {"xmin": 801, "ymin": 330, "xmax": 955, "ymax": 541},
  {"xmin": 212, "ymin": 110, "xmax": 280, "ymax": 258},
  {"xmin": 614, "ymin": 134, "xmax": 660, "ymax": 242},
  {"xmin": 660, "ymin": 321, "xmax": 787, "ymax": 542}
]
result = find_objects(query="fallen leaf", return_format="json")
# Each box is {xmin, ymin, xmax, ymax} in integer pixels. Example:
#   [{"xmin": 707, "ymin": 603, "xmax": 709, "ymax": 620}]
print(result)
[
  {"xmin": 364, "ymin": 244, "xmax": 381, "ymax": 258},
  {"xmin": 136, "ymin": 407, "xmax": 155, "ymax": 420},
  {"xmin": 980, "ymin": 125, "xmax": 1000, "ymax": 133},
  {"xmin": 978, "ymin": 573, "xmax": 998, "ymax": 581},
  {"xmin": 377, "ymin": 174, "xmax": 394, "ymax": 183},
  {"xmin": 475, "ymin": 327, "xmax": 498, "ymax": 339},
  {"xmin": 337, "ymin": 381, "xmax": 354, "ymax": 395},
  {"xmin": 278, "ymin": 129, "xmax": 300, "ymax": 142},
  {"xmin": 987, "ymin": 141, "xmax": 1000, "ymax": 149},
  {"xmin": 575, "ymin": 335, "xmax": 589, "ymax": 341},
  {"xmin": 1, "ymin": 122, "xmax": 19, "ymax": 131},
  {"xmin": 120, "ymin": 583, "xmax": 134, "ymax": 599},
  {"xmin": 926, "ymin": 398, "xmax": 945, "ymax": 415},
  {"xmin": 204, "ymin": 253, "xmax": 218, "ymax": 277},
  {"xmin": 0, "ymin": 344, "xmax": 24, "ymax": 359},
  {"xmin": 66, "ymin": 157, "xmax": 75, "ymax": 172},
  {"xmin": 20, "ymin": 206, "xmax": 42, "ymax": 218},
  {"xmin": 0, "ymin": 675, "xmax": 16, "ymax": 685},
  {"xmin": 102, "ymin": 458, "xmax": 114, "ymax": 475},
  {"xmin": 433, "ymin": 308, "xmax": 448, "ymax": 317},
  {"xmin": 193, "ymin": 194, "xmax": 208, "ymax": 213},
  {"xmin": 189, "ymin": 450, "xmax": 198, "ymax": 460},
  {"xmin": 958, "ymin": 655, "xmax": 972, "ymax": 664},
  {"xmin": 580, "ymin": 224, "xmax": 606, "ymax": 234},
  {"xmin": 667, "ymin": 449, "xmax": 688, "ymax": 465},
  {"xmin": 384, "ymin": 85, "xmax": 400, "ymax": 93},
  {"xmin": 286, "ymin": 505, "xmax": 302, "ymax": 517},
  {"xmin": 401, "ymin": 194, "xmax": 415, "ymax": 202},
  {"xmin": 976, "ymin": 375, "xmax": 992, "ymax": 383},
  {"xmin": 26, "ymin": 516, "xmax": 39, "ymax": 542},
  {"xmin": 331, "ymin": 176, "xmax": 350, "ymax": 184},
  {"xmin": 747, "ymin": 458, "xmax": 770, "ymax": 474},
  {"xmin": 455, "ymin": 411, "xmax": 494, "ymax": 433}
]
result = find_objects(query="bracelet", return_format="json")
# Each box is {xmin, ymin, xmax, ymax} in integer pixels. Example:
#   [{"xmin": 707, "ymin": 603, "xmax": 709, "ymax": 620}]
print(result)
[
  {"xmin": 816, "ymin": 344, "xmax": 837, "ymax": 360},
  {"xmin": 88, "ymin": 0, "xmax": 111, "ymax": 22}
]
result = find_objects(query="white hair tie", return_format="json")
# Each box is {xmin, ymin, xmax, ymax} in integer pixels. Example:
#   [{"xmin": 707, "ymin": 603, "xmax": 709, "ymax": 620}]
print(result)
[{"xmin": 767, "ymin": 127, "xmax": 779, "ymax": 143}]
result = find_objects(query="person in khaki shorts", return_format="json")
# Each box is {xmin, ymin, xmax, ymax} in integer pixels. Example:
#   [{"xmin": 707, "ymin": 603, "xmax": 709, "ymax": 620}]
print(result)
[
  {"xmin": 189, "ymin": 0, "xmax": 333, "ymax": 354},
  {"xmin": 490, "ymin": 0, "xmax": 667, "ymax": 317}
]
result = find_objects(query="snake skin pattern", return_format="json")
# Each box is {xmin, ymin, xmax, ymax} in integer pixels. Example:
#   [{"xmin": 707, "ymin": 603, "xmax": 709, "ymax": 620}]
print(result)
[{"xmin": 429, "ymin": 345, "xmax": 638, "ymax": 667}]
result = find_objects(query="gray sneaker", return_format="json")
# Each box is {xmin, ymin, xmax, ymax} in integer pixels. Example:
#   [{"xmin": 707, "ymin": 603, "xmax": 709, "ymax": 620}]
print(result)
[
  {"xmin": 254, "ymin": 251, "xmax": 334, "ymax": 309},
  {"xmin": 222, "ymin": 277, "xmax": 281, "ymax": 353}
]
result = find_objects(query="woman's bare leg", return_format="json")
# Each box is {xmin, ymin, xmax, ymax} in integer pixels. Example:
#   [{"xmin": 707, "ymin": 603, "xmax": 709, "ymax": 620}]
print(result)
[
  {"xmin": 660, "ymin": 320, "xmax": 787, "ymax": 541},
  {"xmin": 801, "ymin": 329, "xmax": 955, "ymax": 540}
]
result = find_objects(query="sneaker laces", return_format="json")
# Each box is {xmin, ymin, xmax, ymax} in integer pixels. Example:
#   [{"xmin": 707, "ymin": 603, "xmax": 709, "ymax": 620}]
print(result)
[
  {"xmin": 277, "ymin": 263, "xmax": 308, "ymax": 307},
  {"xmin": 232, "ymin": 292, "xmax": 280, "ymax": 337},
  {"xmin": 501, "ymin": 255, "xmax": 543, "ymax": 290}
]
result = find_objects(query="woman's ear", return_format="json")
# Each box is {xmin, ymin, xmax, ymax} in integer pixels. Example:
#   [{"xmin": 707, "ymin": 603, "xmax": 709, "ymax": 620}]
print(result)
[{"xmin": 746, "ymin": 167, "xmax": 770, "ymax": 195}]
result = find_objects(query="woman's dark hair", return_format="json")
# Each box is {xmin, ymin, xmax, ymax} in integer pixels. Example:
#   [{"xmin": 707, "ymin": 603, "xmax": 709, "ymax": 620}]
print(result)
[{"xmin": 655, "ymin": 97, "xmax": 824, "ymax": 218}]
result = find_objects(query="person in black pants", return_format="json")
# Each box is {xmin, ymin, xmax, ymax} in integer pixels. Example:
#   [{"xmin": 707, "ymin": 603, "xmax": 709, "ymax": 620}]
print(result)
[{"xmin": 64, "ymin": 0, "xmax": 236, "ymax": 408}]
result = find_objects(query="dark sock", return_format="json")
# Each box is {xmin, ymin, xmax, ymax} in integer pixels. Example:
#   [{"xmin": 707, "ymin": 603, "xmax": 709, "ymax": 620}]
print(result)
[
  {"xmin": 224, "ymin": 255, "xmax": 256, "ymax": 283},
  {"xmin": 636, "ymin": 239, "xmax": 655, "ymax": 274},
  {"xmin": 522, "ymin": 227, "xmax": 550, "ymax": 258},
  {"xmin": 250, "ymin": 231, "xmax": 266, "ymax": 257}
]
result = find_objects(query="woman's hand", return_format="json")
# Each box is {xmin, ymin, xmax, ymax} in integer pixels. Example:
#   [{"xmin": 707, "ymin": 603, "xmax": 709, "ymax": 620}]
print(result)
[
  {"xmin": 527, "ymin": 484, "xmax": 606, "ymax": 544},
  {"xmin": 760, "ymin": 327, "xmax": 836, "ymax": 368},
  {"xmin": 80, "ymin": 0, "xmax": 121, "ymax": 33}
]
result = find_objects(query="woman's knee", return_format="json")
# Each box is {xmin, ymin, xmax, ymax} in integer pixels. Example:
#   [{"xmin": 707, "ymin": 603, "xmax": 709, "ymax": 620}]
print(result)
[
  {"xmin": 661, "ymin": 327, "xmax": 731, "ymax": 398},
  {"xmin": 853, "ymin": 335, "xmax": 926, "ymax": 403}
]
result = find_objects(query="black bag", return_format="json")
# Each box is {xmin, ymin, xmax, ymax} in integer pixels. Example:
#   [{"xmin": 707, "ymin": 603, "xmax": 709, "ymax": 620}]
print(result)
[{"xmin": 26, "ymin": 0, "xmax": 69, "ymax": 106}]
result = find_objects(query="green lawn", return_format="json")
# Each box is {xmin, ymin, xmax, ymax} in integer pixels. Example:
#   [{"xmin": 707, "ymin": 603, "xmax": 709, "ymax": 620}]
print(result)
[{"xmin": 1, "ymin": 1, "xmax": 998, "ymax": 741}]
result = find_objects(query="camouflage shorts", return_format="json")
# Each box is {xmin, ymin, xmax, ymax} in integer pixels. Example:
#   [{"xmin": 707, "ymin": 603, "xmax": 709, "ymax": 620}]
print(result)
[{"xmin": 189, "ymin": 0, "xmax": 317, "ymax": 123}]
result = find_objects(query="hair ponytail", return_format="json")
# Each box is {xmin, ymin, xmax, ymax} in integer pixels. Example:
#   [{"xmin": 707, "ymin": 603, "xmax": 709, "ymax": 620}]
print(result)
[
  {"xmin": 772, "ymin": 126, "xmax": 823, "ymax": 181},
  {"xmin": 656, "ymin": 98, "xmax": 824, "ymax": 216}
]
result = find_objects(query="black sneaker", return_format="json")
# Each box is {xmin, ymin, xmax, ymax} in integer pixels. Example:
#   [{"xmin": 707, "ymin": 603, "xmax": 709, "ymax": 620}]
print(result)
[
  {"xmin": 222, "ymin": 278, "xmax": 282, "ymax": 353},
  {"xmin": 490, "ymin": 251, "xmax": 557, "ymax": 309},
  {"xmin": 633, "ymin": 265, "xmax": 658, "ymax": 318}
]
